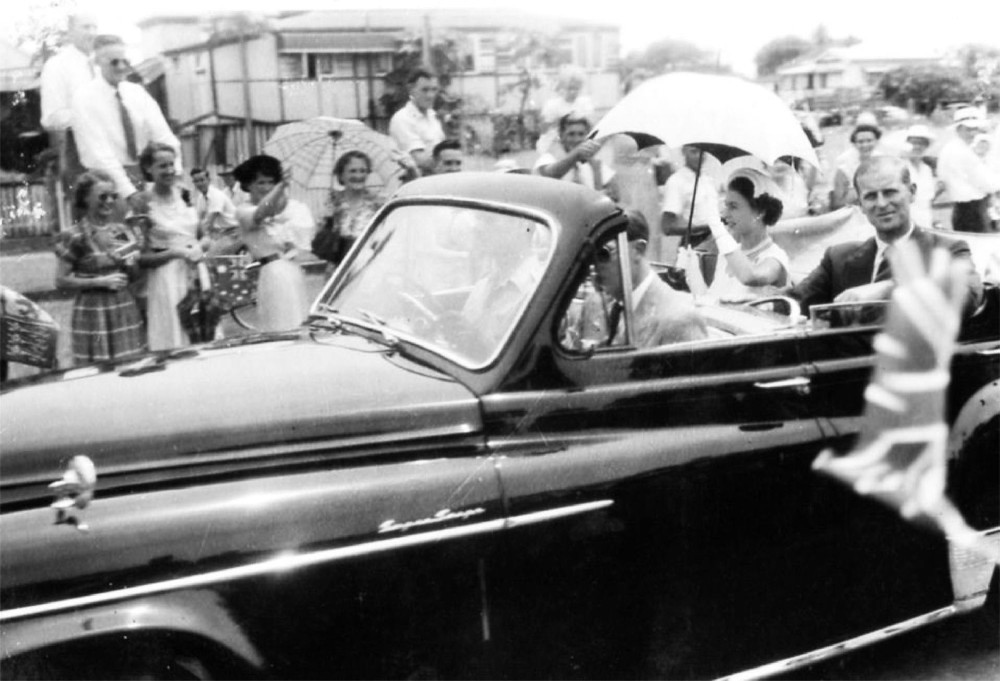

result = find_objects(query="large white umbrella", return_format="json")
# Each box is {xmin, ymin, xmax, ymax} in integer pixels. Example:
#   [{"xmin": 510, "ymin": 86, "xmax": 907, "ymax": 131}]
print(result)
[
  {"xmin": 591, "ymin": 71, "xmax": 819, "ymax": 245},
  {"xmin": 263, "ymin": 117, "xmax": 412, "ymax": 220},
  {"xmin": 591, "ymin": 71, "xmax": 819, "ymax": 167}
]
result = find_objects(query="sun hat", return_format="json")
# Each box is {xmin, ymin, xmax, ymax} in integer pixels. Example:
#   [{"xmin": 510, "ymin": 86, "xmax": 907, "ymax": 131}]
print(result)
[
  {"xmin": 856, "ymin": 111, "xmax": 879, "ymax": 127},
  {"xmin": 953, "ymin": 106, "xmax": 989, "ymax": 130},
  {"xmin": 905, "ymin": 124, "xmax": 935, "ymax": 142},
  {"xmin": 727, "ymin": 166, "xmax": 783, "ymax": 199}
]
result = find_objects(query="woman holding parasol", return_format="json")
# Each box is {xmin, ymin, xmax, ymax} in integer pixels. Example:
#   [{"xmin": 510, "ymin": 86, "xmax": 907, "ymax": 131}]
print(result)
[{"xmin": 313, "ymin": 150, "xmax": 384, "ymax": 268}]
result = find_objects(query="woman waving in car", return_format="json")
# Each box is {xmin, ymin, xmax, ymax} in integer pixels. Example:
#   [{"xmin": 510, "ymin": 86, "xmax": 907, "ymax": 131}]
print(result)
[{"xmin": 679, "ymin": 168, "xmax": 790, "ymax": 304}]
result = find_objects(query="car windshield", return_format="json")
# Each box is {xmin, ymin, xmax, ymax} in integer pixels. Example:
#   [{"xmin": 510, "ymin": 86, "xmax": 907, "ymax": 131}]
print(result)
[{"xmin": 317, "ymin": 203, "xmax": 553, "ymax": 367}]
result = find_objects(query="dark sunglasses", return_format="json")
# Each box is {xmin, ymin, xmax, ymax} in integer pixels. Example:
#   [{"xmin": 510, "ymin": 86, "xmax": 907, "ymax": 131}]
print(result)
[
  {"xmin": 596, "ymin": 244, "xmax": 616, "ymax": 264},
  {"xmin": 97, "ymin": 192, "xmax": 119, "ymax": 202},
  {"xmin": 109, "ymin": 58, "xmax": 131, "ymax": 68}
]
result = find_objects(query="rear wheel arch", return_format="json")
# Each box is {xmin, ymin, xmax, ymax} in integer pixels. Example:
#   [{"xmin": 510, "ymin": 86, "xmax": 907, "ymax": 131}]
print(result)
[
  {"xmin": 948, "ymin": 380, "xmax": 999, "ymax": 531},
  {"xmin": 1, "ymin": 590, "xmax": 264, "ymax": 679}
]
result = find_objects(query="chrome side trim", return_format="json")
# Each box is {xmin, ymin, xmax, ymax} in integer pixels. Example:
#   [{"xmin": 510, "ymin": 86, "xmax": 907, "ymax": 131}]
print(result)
[
  {"xmin": 504, "ymin": 500, "xmax": 614, "ymax": 529},
  {"xmin": 718, "ymin": 606, "xmax": 959, "ymax": 681},
  {"xmin": 0, "ymin": 500, "xmax": 613, "ymax": 624}
]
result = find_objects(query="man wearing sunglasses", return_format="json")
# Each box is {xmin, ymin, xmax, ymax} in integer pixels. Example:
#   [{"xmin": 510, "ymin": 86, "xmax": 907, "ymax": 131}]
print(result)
[
  {"xmin": 584, "ymin": 211, "xmax": 708, "ymax": 349},
  {"xmin": 72, "ymin": 34, "xmax": 181, "ymax": 209}
]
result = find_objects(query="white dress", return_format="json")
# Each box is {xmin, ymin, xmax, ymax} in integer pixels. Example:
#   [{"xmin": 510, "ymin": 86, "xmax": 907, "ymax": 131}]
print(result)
[
  {"xmin": 708, "ymin": 238, "xmax": 791, "ymax": 303},
  {"xmin": 145, "ymin": 187, "xmax": 200, "ymax": 351},
  {"xmin": 237, "ymin": 202, "xmax": 311, "ymax": 332}
]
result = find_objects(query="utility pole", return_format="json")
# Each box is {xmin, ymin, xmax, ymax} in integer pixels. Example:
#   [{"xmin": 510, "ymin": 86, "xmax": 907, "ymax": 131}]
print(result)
[
  {"xmin": 240, "ymin": 30, "xmax": 256, "ymax": 156},
  {"xmin": 422, "ymin": 14, "xmax": 432, "ymax": 66}
]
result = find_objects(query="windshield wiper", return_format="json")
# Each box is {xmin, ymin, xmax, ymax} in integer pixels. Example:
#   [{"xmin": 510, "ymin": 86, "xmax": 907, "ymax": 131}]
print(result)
[{"xmin": 357, "ymin": 308, "xmax": 400, "ymax": 351}]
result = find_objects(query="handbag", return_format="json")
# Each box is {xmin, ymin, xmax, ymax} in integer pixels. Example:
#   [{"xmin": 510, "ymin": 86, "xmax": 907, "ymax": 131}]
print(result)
[
  {"xmin": 311, "ymin": 217, "xmax": 344, "ymax": 264},
  {"xmin": 176, "ymin": 262, "xmax": 223, "ymax": 343}
]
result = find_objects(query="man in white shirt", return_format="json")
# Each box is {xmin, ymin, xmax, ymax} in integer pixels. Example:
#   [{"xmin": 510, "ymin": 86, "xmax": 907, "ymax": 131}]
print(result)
[
  {"xmin": 661, "ymin": 145, "xmax": 721, "ymax": 284},
  {"xmin": 534, "ymin": 114, "xmax": 617, "ymax": 196},
  {"xmin": 388, "ymin": 68, "xmax": 445, "ymax": 176},
  {"xmin": 40, "ymin": 12, "xmax": 98, "ymax": 227},
  {"xmin": 937, "ymin": 107, "xmax": 1000, "ymax": 233},
  {"xmin": 217, "ymin": 165, "xmax": 249, "ymax": 206},
  {"xmin": 191, "ymin": 168, "xmax": 239, "ymax": 255},
  {"xmin": 72, "ymin": 34, "xmax": 181, "ymax": 205}
]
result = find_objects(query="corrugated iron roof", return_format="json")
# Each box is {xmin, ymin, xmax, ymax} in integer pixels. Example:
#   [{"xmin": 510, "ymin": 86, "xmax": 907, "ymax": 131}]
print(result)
[{"xmin": 280, "ymin": 31, "xmax": 400, "ymax": 53}]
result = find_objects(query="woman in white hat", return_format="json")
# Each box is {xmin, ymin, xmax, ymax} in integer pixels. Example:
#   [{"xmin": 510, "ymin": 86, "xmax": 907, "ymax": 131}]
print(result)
[
  {"xmin": 904, "ymin": 124, "xmax": 941, "ymax": 230},
  {"xmin": 678, "ymin": 168, "xmax": 791, "ymax": 303}
]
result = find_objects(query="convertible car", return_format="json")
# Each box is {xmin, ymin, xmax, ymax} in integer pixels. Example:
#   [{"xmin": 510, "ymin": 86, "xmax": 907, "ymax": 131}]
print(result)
[{"xmin": 1, "ymin": 173, "xmax": 997, "ymax": 679}]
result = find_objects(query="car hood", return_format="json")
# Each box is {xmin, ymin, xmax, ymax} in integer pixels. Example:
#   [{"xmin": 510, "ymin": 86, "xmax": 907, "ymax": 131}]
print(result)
[{"xmin": 1, "ymin": 333, "xmax": 482, "ymax": 493}]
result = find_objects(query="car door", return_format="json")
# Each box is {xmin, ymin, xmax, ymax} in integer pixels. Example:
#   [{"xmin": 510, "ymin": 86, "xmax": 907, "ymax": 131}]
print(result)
[
  {"xmin": 1, "ymin": 435, "xmax": 505, "ymax": 680},
  {"xmin": 796, "ymin": 297, "xmax": 1000, "ymax": 637},
  {"xmin": 478, "ymin": 230, "xmax": 852, "ymax": 679}
]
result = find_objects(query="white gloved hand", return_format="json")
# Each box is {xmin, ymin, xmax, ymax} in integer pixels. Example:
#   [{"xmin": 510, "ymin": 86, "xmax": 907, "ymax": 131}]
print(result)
[{"xmin": 704, "ymin": 198, "xmax": 737, "ymax": 254}]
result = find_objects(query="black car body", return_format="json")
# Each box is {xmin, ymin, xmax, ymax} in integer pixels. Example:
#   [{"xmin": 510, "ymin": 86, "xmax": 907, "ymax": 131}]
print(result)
[{"xmin": 2, "ymin": 173, "xmax": 998, "ymax": 679}]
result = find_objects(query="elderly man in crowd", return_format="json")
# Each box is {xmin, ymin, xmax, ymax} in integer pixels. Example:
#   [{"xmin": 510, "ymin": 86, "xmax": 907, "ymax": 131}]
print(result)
[
  {"xmin": 790, "ymin": 155, "xmax": 981, "ymax": 313},
  {"xmin": 937, "ymin": 107, "xmax": 1000, "ymax": 233},
  {"xmin": 389, "ymin": 68, "xmax": 445, "ymax": 177},
  {"xmin": 40, "ymin": 12, "xmax": 99, "ymax": 226},
  {"xmin": 72, "ymin": 34, "xmax": 181, "ymax": 206}
]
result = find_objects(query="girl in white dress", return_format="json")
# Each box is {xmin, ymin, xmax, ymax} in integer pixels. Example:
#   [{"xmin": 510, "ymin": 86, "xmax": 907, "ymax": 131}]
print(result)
[{"xmin": 135, "ymin": 143, "xmax": 203, "ymax": 351}]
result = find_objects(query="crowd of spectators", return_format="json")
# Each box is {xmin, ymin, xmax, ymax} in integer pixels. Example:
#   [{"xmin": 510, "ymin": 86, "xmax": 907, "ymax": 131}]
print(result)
[{"xmin": 25, "ymin": 10, "xmax": 999, "ymax": 370}]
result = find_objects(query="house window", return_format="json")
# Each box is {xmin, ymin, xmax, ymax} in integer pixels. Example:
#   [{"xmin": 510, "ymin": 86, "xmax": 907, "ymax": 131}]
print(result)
[
  {"xmin": 575, "ymin": 35, "xmax": 589, "ymax": 69},
  {"xmin": 279, "ymin": 54, "xmax": 305, "ymax": 79},
  {"xmin": 807, "ymin": 73, "xmax": 815, "ymax": 90},
  {"xmin": 603, "ymin": 33, "xmax": 621, "ymax": 69},
  {"xmin": 372, "ymin": 52, "xmax": 392, "ymax": 75},
  {"xmin": 819, "ymin": 73, "xmax": 828, "ymax": 89},
  {"xmin": 473, "ymin": 35, "xmax": 496, "ymax": 73}
]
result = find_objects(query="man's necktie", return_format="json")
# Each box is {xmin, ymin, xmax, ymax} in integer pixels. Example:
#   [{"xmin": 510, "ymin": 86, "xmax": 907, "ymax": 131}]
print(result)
[
  {"xmin": 116, "ymin": 88, "xmax": 138, "ymax": 163},
  {"xmin": 604, "ymin": 300, "xmax": 623, "ymax": 346},
  {"xmin": 874, "ymin": 245, "xmax": 893, "ymax": 282}
]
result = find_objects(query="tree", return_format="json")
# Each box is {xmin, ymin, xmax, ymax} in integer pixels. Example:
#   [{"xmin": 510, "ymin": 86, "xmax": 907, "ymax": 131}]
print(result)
[
  {"xmin": 623, "ymin": 38, "xmax": 723, "ymax": 76},
  {"xmin": 954, "ymin": 43, "xmax": 1000, "ymax": 107},
  {"xmin": 878, "ymin": 65, "xmax": 979, "ymax": 114},
  {"xmin": 754, "ymin": 36, "xmax": 812, "ymax": 77},
  {"xmin": 7, "ymin": 0, "xmax": 65, "ymax": 69},
  {"xmin": 495, "ymin": 31, "xmax": 573, "ymax": 152}
]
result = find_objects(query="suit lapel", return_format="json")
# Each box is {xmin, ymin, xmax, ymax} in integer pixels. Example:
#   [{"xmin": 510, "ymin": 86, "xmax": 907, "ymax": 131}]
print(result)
[{"xmin": 844, "ymin": 238, "xmax": 878, "ymax": 287}]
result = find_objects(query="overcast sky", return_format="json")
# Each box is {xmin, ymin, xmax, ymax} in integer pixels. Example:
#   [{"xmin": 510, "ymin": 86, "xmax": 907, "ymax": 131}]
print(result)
[{"xmin": 8, "ymin": 0, "xmax": 1000, "ymax": 76}]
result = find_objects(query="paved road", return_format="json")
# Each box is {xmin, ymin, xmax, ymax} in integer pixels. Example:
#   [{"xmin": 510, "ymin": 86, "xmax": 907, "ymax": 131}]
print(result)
[{"xmin": 777, "ymin": 608, "xmax": 998, "ymax": 680}]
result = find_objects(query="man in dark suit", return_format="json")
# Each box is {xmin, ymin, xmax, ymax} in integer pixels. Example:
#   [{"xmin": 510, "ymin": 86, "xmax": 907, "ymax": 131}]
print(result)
[{"xmin": 791, "ymin": 156, "xmax": 981, "ymax": 313}]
